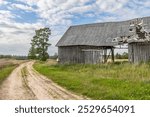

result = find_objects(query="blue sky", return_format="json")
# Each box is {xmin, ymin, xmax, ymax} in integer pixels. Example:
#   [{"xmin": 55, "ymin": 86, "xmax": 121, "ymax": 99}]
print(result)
[{"xmin": 0, "ymin": 0, "xmax": 150, "ymax": 55}]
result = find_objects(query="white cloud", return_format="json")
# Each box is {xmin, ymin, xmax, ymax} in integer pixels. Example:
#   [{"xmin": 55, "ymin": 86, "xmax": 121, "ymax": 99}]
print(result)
[
  {"xmin": 16, "ymin": 0, "xmax": 94, "ymax": 26},
  {"xmin": 96, "ymin": 0, "xmax": 128, "ymax": 12},
  {"xmin": 95, "ymin": 0, "xmax": 150, "ymax": 22},
  {"xmin": 16, "ymin": 0, "xmax": 38, "ymax": 6},
  {"xmin": 0, "ymin": 10, "xmax": 15, "ymax": 21},
  {"xmin": 0, "ymin": 0, "xmax": 8, "ymax": 5},
  {"xmin": 0, "ymin": 0, "xmax": 3, "ymax": 4},
  {"xmin": 11, "ymin": 3, "xmax": 35, "ymax": 12},
  {"xmin": 69, "ymin": 5, "xmax": 93, "ymax": 14},
  {"xmin": 0, "ymin": 22, "xmax": 44, "ymax": 42},
  {"xmin": 12, "ymin": 0, "xmax": 150, "ymax": 26}
]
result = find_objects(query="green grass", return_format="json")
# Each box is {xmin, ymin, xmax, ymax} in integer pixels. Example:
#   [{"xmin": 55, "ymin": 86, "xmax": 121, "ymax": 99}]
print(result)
[
  {"xmin": 34, "ymin": 61, "xmax": 150, "ymax": 100},
  {"xmin": 0, "ymin": 65, "xmax": 16, "ymax": 84}
]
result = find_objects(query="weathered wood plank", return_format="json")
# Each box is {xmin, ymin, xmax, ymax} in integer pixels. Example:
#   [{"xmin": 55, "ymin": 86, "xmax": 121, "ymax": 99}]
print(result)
[{"xmin": 128, "ymin": 42, "xmax": 150, "ymax": 63}]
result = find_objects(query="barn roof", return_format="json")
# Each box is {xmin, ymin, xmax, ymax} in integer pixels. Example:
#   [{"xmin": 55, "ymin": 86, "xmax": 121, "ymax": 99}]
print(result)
[{"xmin": 56, "ymin": 16, "xmax": 150, "ymax": 47}]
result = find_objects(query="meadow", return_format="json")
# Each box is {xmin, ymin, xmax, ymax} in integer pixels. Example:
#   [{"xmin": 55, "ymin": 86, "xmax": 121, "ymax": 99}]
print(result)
[{"xmin": 34, "ymin": 60, "xmax": 150, "ymax": 100}]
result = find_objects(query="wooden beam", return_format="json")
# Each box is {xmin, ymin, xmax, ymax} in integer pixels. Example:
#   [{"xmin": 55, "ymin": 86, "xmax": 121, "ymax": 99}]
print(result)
[
  {"xmin": 111, "ymin": 48, "xmax": 115, "ymax": 62},
  {"xmin": 104, "ymin": 49, "xmax": 107, "ymax": 63}
]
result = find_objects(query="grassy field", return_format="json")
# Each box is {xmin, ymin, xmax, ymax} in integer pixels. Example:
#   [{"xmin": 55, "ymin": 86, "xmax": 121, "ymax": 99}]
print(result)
[
  {"xmin": 34, "ymin": 60, "xmax": 150, "ymax": 100},
  {"xmin": 0, "ymin": 59, "xmax": 24, "ymax": 84}
]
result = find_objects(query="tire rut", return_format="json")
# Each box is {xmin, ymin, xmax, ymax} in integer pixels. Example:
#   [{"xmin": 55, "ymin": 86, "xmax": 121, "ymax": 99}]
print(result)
[
  {"xmin": 0, "ymin": 63, "xmax": 36, "ymax": 100},
  {"xmin": 21, "ymin": 66, "xmax": 37, "ymax": 99}
]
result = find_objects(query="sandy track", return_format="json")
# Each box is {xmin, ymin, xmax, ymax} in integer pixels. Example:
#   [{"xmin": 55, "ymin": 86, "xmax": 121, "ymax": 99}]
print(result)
[{"xmin": 0, "ymin": 61, "xmax": 84, "ymax": 100}]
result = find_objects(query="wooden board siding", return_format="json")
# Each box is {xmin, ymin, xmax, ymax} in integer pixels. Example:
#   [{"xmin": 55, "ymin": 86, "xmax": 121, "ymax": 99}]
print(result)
[
  {"xmin": 58, "ymin": 46, "xmax": 113, "ymax": 64},
  {"xmin": 83, "ymin": 50, "xmax": 103, "ymax": 64},
  {"xmin": 58, "ymin": 46, "xmax": 83, "ymax": 64},
  {"xmin": 128, "ymin": 42, "xmax": 150, "ymax": 63}
]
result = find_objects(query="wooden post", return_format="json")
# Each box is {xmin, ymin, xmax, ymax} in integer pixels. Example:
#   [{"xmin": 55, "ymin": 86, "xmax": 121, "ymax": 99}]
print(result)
[
  {"xmin": 111, "ymin": 48, "xmax": 114, "ymax": 62},
  {"xmin": 104, "ymin": 49, "xmax": 107, "ymax": 63}
]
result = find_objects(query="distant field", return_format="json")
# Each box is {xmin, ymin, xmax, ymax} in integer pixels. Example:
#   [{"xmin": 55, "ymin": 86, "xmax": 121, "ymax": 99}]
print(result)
[
  {"xmin": 0, "ymin": 59, "xmax": 26, "ymax": 84},
  {"xmin": 34, "ymin": 60, "xmax": 150, "ymax": 100}
]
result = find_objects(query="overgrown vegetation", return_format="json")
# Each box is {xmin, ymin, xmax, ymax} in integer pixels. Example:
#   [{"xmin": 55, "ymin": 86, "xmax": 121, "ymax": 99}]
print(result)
[
  {"xmin": 34, "ymin": 61, "xmax": 150, "ymax": 100},
  {"xmin": 0, "ymin": 65, "xmax": 16, "ymax": 84}
]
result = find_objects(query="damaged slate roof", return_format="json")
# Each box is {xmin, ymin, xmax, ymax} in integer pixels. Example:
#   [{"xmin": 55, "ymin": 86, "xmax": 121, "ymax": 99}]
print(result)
[{"xmin": 56, "ymin": 16, "xmax": 150, "ymax": 47}]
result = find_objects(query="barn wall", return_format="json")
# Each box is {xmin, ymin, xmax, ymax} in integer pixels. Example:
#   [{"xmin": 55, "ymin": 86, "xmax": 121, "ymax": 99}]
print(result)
[
  {"xmin": 128, "ymin": 42, "xmax": 150, "ymax": 63},
  {"xmin": 83, "ymin": 50, "xmax": 103, "ymax": 64},
  {"xmin": 58, "ymin": 46, "xmax": 83, "ymax": 64},
  {"xmin": 58, "ymin": 46, "xmax": 113, "ymax": 64}
]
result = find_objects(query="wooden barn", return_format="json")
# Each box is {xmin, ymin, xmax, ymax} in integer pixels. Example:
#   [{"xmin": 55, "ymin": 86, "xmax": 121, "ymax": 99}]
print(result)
[
  {"xmin": 56, "ymin": 16, "xmax": 150, "ymax": 64},
  {"xmin": 127, "ymin": 17, "xmax": 150, "ymax": 63}
]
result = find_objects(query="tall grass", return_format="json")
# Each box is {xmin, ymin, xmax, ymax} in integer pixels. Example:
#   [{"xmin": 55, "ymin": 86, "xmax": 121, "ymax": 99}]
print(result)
[
  {"xmin": 0, "ymin": 65, "xmax": 16, "ymax": 83},
  {"xmin": 34, "ymin": 61, "xmax": 150, "ymax": 100}
]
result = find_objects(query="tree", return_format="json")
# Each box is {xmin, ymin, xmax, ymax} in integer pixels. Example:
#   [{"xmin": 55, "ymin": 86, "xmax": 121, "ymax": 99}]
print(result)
[
  {"xmin": 28, "ymin": 27, "xmax": 51, "ymax": 61},
  {"xmin": 122, "ymin": 52, "xmax": 128, "ymax": 59},
  {"xmin": 28, "ymin": 37, "xmax": 37, "ymax": 59},
  {"xmin": 115, "ymin": 53, "xmax": 122, "ymax": 59}
]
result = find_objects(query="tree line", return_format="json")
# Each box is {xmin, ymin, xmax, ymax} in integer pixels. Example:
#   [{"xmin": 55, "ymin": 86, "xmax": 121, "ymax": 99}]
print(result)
[
  {"xmin": 0, "ymin": 55, "xmax": 28, "ymax": 60},
  {"xmin": 115, "ymin": 52, "xmax": 128, "ymax": 59}
]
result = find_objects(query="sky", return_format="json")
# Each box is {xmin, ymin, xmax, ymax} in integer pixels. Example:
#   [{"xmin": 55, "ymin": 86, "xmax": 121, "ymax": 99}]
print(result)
[{"xmin": 0, "ymin": 0, "xmax": 150, "ymax": 56}]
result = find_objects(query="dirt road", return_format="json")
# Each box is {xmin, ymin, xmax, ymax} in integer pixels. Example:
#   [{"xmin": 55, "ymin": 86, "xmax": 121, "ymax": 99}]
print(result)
[{"xmin": 0, "ymin": 61, "xmax": 84, "ymax": 100}]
